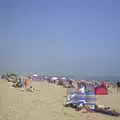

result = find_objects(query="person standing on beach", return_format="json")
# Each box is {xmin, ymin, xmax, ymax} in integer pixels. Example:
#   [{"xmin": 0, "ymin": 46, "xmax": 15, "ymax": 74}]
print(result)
[
  {"xmin": 116, "ymin": 80, "xmax": 120, "ymax": 87},
  {"xmin": 116, "ymin": 80, "xmax": 120, "ymax": 93}
]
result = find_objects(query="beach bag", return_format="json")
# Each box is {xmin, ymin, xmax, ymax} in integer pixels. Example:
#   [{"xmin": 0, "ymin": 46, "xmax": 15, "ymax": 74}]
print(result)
[{"xmin": 85, "ymin": 103, "xmax": 96, "ymax": 110}]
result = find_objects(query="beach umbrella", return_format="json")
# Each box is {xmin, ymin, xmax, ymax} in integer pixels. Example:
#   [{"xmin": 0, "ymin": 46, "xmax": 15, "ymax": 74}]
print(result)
[
  {"xmin": 32, "ymin": 74, "xmax": 38, "ymax": 77},
  {"xmin": 51, "ymin": 77, "xmax": 58, "ymax": 80}
]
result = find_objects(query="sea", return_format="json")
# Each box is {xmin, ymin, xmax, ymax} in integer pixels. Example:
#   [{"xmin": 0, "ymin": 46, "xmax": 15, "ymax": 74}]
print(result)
[{"xmin": 71, "ymin": 76, "xmax": 120, "ymax": 83}]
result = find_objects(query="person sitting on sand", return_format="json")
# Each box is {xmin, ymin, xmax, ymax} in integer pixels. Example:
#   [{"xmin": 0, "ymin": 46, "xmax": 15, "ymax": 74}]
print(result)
[
  {"xmin": 18, "ymin": 77, "xmax": 24, "ymax": 88},
  {"xmin": 24, "ymin": 76, "xmax": 31, "ymax": 88},
  {"xmin": 11, "ymin": 77, "xmax": 24, "ymax": 88},
  {"xmin": 79, "ymin": 84, "xmax": 86, "ymax": 94},
  {"xmin": 24, "ymin": 76, "xmax": 33, "ymax": 92}
]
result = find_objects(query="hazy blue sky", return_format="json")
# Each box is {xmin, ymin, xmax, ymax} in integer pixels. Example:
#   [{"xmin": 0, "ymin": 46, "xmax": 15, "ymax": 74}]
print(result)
[{"xmin": 0, "ymin": 0, "xmax": 120, "ymax": 77}]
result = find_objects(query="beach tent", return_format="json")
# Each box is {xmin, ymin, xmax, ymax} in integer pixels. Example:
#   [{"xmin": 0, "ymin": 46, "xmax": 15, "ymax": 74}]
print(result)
[{"xmin": 95, "ymin": 86, "xmax": 108, "ymax": 95}]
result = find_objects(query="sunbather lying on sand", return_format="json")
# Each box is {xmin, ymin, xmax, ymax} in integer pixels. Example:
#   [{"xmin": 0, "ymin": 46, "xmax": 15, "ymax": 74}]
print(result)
[
  {"xmin": 64, "ymin": 101, "xmax": 120, "ymax": 117},
  {"xmin": 94, "ymin": 105, "xmax": 120, "ymax": 116}
]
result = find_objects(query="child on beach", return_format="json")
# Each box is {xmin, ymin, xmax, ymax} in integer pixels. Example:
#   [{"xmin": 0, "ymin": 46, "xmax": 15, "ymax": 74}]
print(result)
[
  {"xmin": 11, "ymin": 77, "xmax": 24, "ymax": 88},
  {"xmin": 18, "ymin": 77, "xmax": 24, "ymax": 88}
]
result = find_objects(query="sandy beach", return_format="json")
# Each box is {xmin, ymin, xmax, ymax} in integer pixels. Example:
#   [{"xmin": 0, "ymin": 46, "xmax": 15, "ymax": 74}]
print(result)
[{"xmin": 0, "ymin": 80, "xmax": 120, "ymax": 120}]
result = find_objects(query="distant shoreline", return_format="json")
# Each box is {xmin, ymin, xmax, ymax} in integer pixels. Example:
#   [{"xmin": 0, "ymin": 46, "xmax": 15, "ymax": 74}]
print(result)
[{"xmin": 1, "ymin": 73, "xmax": 119, "ymax": 82}]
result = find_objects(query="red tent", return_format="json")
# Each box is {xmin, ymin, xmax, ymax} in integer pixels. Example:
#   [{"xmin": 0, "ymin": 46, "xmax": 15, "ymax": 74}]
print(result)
[{"xmin": 95, "ymin": 86, "xmax": 108, "ymax": 95}]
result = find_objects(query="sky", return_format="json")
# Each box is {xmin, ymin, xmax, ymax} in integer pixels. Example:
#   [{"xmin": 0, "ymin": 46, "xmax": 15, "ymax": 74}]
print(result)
[{"xmin": 0, "ymin": 0, "xmax": 120, "ymax": 77}]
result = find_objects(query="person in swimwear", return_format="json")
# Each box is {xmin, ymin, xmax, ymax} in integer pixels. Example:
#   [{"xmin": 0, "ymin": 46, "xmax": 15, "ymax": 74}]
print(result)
[
  {"xmin": 24, "ymin": 76, "xmax": 33, "ymax": 91},
  {"xmin": 24, "ymin": 76, "xmax": 31, "ymax": 88}
]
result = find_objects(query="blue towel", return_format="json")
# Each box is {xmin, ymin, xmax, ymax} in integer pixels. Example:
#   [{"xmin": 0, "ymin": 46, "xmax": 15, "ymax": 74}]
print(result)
[{"xmin": 70, "ymin": 95, "xmax": 96, "ymax": 101}]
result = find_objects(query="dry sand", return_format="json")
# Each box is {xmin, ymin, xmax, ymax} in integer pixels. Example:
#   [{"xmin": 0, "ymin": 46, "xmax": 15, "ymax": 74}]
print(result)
[{"xmin": 0, "ymin": 80, "xmax": 120, "ymax": 120}]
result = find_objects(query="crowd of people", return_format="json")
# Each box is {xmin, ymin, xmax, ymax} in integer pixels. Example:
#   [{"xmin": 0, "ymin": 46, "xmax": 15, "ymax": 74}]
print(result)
[{"xmin": 64, "ymin": 82, "xmax": 120, "ymax": 117}]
